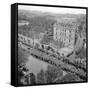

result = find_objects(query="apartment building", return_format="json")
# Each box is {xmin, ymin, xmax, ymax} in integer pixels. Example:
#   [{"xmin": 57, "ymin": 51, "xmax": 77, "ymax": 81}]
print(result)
[{"xmin": 53, "ymin": 21, "xmax": 77, "ymax": 47}]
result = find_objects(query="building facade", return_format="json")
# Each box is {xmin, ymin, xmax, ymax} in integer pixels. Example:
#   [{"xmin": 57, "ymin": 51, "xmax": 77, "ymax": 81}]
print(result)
[{"xmin": 53, "ymin": 22, "xmax": 77, "ymax": 47}]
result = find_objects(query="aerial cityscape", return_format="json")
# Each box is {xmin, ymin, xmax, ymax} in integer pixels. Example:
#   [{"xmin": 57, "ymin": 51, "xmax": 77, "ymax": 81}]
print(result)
[{"xmin": 18, "ymin": 5, "xmax": 87, "ymax": 85}]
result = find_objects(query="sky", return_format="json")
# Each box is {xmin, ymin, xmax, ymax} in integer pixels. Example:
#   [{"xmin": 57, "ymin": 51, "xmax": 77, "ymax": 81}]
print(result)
[{"xmin": 18, "ymin": 5, "xmax": 86, "ymax": 14}]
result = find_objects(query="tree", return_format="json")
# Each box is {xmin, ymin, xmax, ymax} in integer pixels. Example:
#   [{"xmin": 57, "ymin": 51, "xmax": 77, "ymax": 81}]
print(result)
[
  {"xmin": 76, "ymin": 46, "xmax": 86, "ymax": 59},
  {"xmin": 18, "ymin": 64, "xmax": 29, "ymax": 85},
  {"xmin": 30, "ymin": 73, "xmax": 36, "ymax": 84},
  {"xmin": 37, "ymin": 69, "xmax": 46, "ymax": 84},
  {"xmin": 55, "ymin": 72, "xmax": 81, "ymax": 83},
  {"xmin": 45, "ymin": 65, "xmax": 63, "ymax": 83}
]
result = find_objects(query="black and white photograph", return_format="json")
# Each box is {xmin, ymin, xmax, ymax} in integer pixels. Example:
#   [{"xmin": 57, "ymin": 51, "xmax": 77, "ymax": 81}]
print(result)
[{"xmin": 17, "ymin": 4, "xmax": 87, "ymax": 86}]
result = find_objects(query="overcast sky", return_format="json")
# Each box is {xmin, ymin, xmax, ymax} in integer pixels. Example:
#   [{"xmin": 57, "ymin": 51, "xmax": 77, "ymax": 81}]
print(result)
[{"xmin": 18, "ymin": 5, "xmax": 86, "ymax": 14}]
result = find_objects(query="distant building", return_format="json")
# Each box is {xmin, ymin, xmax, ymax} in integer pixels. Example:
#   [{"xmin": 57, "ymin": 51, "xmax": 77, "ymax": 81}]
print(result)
[
  {"xmin": 53, "ymin": 21, "xmax": 77, "ymax": 47},
  {"xmin": 18, "ymin": 20, "xmax": 29, "ymax": 26}
]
